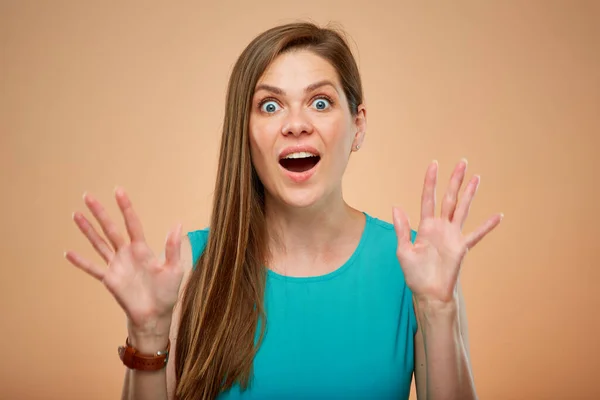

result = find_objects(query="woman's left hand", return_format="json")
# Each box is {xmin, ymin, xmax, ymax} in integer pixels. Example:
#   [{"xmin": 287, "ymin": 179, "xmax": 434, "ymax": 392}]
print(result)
[{"xmin": 392, "ymin": 159, "xmax": 503, "ymax": 307}]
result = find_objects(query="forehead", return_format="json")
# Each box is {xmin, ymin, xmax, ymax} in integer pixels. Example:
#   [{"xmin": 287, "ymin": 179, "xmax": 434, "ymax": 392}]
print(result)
[{"xmin": 256, "ymin": 49, "xmax": 341, "ymax": 90}]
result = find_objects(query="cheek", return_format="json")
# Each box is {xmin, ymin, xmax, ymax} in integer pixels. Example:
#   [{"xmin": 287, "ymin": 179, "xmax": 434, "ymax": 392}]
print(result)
[
  {"xmin": 249, "ymin": 134, "xmax": 265, "ymax": 169},
  {"xmin": 249, "ymin": 121, "xmax": 276, "ymax": 179},
  {"xmin": 249, "ymin": 115, "xmax": 283, "ymax": 158},
  {"xmin": 320, "ymin": 116, "xmax": 354, "ymax": 154}
]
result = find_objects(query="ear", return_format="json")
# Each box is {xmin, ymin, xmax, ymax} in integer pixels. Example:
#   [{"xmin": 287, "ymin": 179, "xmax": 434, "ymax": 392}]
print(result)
[{"xmin": 351, "ymin": 104, "xmax": 367, "ymax": 152}]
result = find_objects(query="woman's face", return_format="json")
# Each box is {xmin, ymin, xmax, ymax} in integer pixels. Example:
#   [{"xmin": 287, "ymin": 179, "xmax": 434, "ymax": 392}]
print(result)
[{"xmin": 249, "ymin": 49, "xmax": 366, "ymax": 210}]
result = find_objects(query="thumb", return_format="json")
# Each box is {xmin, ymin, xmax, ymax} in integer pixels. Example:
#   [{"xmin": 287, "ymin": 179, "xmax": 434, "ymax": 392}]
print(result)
[
  {"xmin": 392, "ymin": 207, "xmax": 412, "ymax": 250},
  {"xmin": 164, "ymin": 223, "xmax": 183, "ymax": 267}
]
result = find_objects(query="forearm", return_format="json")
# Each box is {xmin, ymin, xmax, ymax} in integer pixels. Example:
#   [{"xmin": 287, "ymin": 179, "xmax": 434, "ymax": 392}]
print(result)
[
  {"xmin": 122, "ymin": 370, "xmax": 168, "ymax": 400},
  {"xmin": 121, "ymin": 336, "xmax": 170, "ymax": 400},
  {"xmin": 416, "ymin": 300, "xmax": 477, "ymax": 400}
]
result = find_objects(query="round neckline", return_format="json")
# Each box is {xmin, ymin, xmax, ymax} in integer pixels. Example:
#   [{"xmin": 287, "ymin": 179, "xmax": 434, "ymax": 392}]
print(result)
[{"xmin": 266, "ymin": 212, "xmax": 372, "ymax": 283}]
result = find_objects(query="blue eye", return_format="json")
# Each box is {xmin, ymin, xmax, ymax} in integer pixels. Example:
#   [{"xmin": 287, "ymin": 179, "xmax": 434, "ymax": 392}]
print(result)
[
  {"xmin": 261, "ymin": 100, "xmax": 280, "ymax": 113},
  {"xmin": 312, "ymin": 98, "xmax": 331, "ymax": 110}
]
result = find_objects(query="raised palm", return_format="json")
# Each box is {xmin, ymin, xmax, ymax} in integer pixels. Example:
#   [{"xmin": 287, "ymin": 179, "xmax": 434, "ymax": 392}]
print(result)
[
  {"xmin": 393, "ymin": 160, "xmax": 503, "ymax": 305},
  {"xmin": 65, "ymin": 188, "xmax": 183, "ymax": 336}
]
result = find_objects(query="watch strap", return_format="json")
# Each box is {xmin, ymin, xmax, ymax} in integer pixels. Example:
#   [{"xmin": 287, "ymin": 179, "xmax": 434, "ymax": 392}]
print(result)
[{"xmin": 118, "ymin": 337, "xmax": 170, "ymax": 371}]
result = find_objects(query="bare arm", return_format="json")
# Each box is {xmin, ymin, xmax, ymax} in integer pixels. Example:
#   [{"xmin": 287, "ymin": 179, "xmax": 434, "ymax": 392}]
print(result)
[
  {"xmin": 392, "ymin": 160, "xmax": 500, "ymax": 400},
  {"xmin": 414, "ymin": 279, "xmax": 476, "ymax": 400},
  {"xmin": 120, "ymin": 234, "xmax": 194, "ymax": 400},
  {"xmin": 65, "ymin": 189, "xmax": 199, "ymax": 400}
]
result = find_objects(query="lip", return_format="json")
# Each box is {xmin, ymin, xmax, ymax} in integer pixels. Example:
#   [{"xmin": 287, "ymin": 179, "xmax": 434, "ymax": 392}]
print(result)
[
  {"xmin": 277, "ymin": 144, "xmax": 321, "ymax": 184},
  {"xmin": 278, "ymin": 145, "xmax": 321, "ymax": 160}
]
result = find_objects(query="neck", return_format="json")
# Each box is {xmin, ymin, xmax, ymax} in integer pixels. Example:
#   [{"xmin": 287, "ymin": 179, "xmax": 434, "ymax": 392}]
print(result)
[{"xmin": 264, "ymin": 190, "xmax": 365, "ymax": 272}]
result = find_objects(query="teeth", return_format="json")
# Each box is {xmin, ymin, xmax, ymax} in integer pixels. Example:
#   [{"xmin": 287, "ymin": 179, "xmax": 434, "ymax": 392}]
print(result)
[{"xmin": 283, "ymin": 151, "xmax": 318, "ymax": 159}]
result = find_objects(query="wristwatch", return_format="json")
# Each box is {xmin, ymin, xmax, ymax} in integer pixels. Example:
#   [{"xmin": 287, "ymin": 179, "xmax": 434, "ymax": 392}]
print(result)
[{"xmin": 118, "ymin": 337, "xmax": 170, "ymax": 371}]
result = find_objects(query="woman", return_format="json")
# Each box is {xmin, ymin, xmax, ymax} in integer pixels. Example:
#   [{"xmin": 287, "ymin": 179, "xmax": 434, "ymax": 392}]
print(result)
[{"xmin": 66, "ymin": 22, "xmax": 502, "ymax": 400}]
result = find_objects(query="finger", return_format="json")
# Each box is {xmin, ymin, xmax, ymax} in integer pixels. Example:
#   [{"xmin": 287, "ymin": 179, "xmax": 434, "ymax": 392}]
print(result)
[
  {"xmin": 115, "ymin": 187, "xmax": 146, "ymax": 243},
  {"xmin": 72, "ymin": 211, "xmax": 114, "ymax": 263},
  {"xmin": 440, "ymin": 159, "xmax": 468, "ymax": 221},
  {"xmin": 464, "ymin": 213, "xmax": 503, "ymax": 249},
  {"xmin": 420, "ymin": 161, "xmax": 438, "ymax": 222},
  {"xmin": 164, "ymin": 223, "xmax": 183, "ymax": 267},
  {"xmin": 453, "ymin": 175, "xmax": 480, "ymax": 228},
  {"xmin": 83, "ymin": 192, "xmax": 126, "ymax": 251},
  {"xmin": 392, "ymin": 207, "xmax": 412, "ymax": 251},
  {"xmin": 64, "ymin": 250, "xmax": 106, "ymax": 281}
]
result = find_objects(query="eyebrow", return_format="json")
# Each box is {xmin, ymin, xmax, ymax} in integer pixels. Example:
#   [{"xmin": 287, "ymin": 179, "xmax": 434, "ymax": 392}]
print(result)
[{"xmin": 254, "ymin": 79, "xmax": 338, "ymax": 96}]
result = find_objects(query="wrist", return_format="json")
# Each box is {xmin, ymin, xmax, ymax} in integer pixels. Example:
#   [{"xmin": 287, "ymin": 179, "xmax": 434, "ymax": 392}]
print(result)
[
  {"xmin": 127, "ymin": 334, "xmax": 170, "ymax": 354},
  {"xmin": 415, "ymin": 301, "xmax": 461, "ymax": 347},
  {"xmin": 118, "ymin": 336, "xmax": 171, "ymax": 372},
  {"xmin": 127, "ymin": 318, "xmax": 172, "ymax": 354},
  {"xmin": 414, "ymin": 295, "xmax": 459, "ymax": 322}
]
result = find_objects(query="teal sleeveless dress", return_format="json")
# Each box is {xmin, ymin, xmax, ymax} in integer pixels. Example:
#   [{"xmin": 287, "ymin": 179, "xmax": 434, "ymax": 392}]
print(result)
[{"xmin": 187, "ymin": 212, "xmax": 417, "ymax": 399}]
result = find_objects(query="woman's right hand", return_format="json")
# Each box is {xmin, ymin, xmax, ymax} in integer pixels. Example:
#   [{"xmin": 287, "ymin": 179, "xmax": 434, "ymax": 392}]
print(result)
[{"xmin": 65, "ymin": 187, "xmax": 184, "ymax": 349}]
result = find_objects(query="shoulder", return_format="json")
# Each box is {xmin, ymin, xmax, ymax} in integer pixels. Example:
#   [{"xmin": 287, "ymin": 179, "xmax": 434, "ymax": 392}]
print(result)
[
  {"xmin": 364, "ymin": 213, "xmax": 417, "ymax": 246},
  {"xmin": 186, "ymin": 227, "xmax": 210, "ymax": 268},
  {"xmin": 356, "ymin": 213, "xmax": 417, "ymax": 276},
  {"xmin": 359, "ymin": 213, "xmax": 417, "ymax": 284},
  {"xmin": 362, "ymin": 213, "xmax": 419, "ymax": 333}
]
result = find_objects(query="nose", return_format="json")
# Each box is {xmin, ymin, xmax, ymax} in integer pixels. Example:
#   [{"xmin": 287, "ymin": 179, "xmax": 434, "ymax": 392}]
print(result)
[{"xmin": 281, "ymin": 108, "xmax": 313, "ymax": 137}]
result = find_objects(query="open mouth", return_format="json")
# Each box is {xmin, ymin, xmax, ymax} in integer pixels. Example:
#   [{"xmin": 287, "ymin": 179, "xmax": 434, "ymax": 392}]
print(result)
[{"xmin": 279, "ymin": 151, "xmax": 321, "ymax": 173}]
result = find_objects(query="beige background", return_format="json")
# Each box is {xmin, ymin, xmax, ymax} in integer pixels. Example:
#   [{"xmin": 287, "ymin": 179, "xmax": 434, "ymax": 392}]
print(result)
[{"xmin": 2, "ymin": 1, "xmax": 599, "ymax": 399}]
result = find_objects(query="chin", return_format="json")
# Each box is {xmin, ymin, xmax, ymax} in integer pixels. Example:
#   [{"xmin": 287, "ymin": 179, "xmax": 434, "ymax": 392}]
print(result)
[
  {"xmin": 281, "ymin": 188, "xmax": 323, "ymax": 208},
  {"xmin": 278, "ymin": 186, "xmax": 325, "ymax": 209}
]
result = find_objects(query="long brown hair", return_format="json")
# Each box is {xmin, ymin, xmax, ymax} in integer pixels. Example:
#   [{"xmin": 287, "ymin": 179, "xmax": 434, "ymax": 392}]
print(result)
[{"xmin": 175, "ymin": 22, "xmax": 364, "ymax": 400}]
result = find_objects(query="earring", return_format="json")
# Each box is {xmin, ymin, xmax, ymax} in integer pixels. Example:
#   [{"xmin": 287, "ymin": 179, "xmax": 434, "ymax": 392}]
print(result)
[{"xmin": 354, "ymin": 144, "xmax": 360, "ymax": 151}]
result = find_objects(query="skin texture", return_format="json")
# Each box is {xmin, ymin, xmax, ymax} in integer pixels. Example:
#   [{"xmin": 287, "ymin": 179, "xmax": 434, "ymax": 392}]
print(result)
[
  {"xmin": 248, "ymin": 49, "xmax": 368, "ymax": 278},
  {"xmin": 394, "ymin": 160, "xmax": 503, "ymax": 399},
  {"xmin": 66, "ymin": 48, "xmax": 502, "ymax": 400},
  {"xmin": 249, "ymin": 49, "xmax": 365, "ymax": 211}
]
